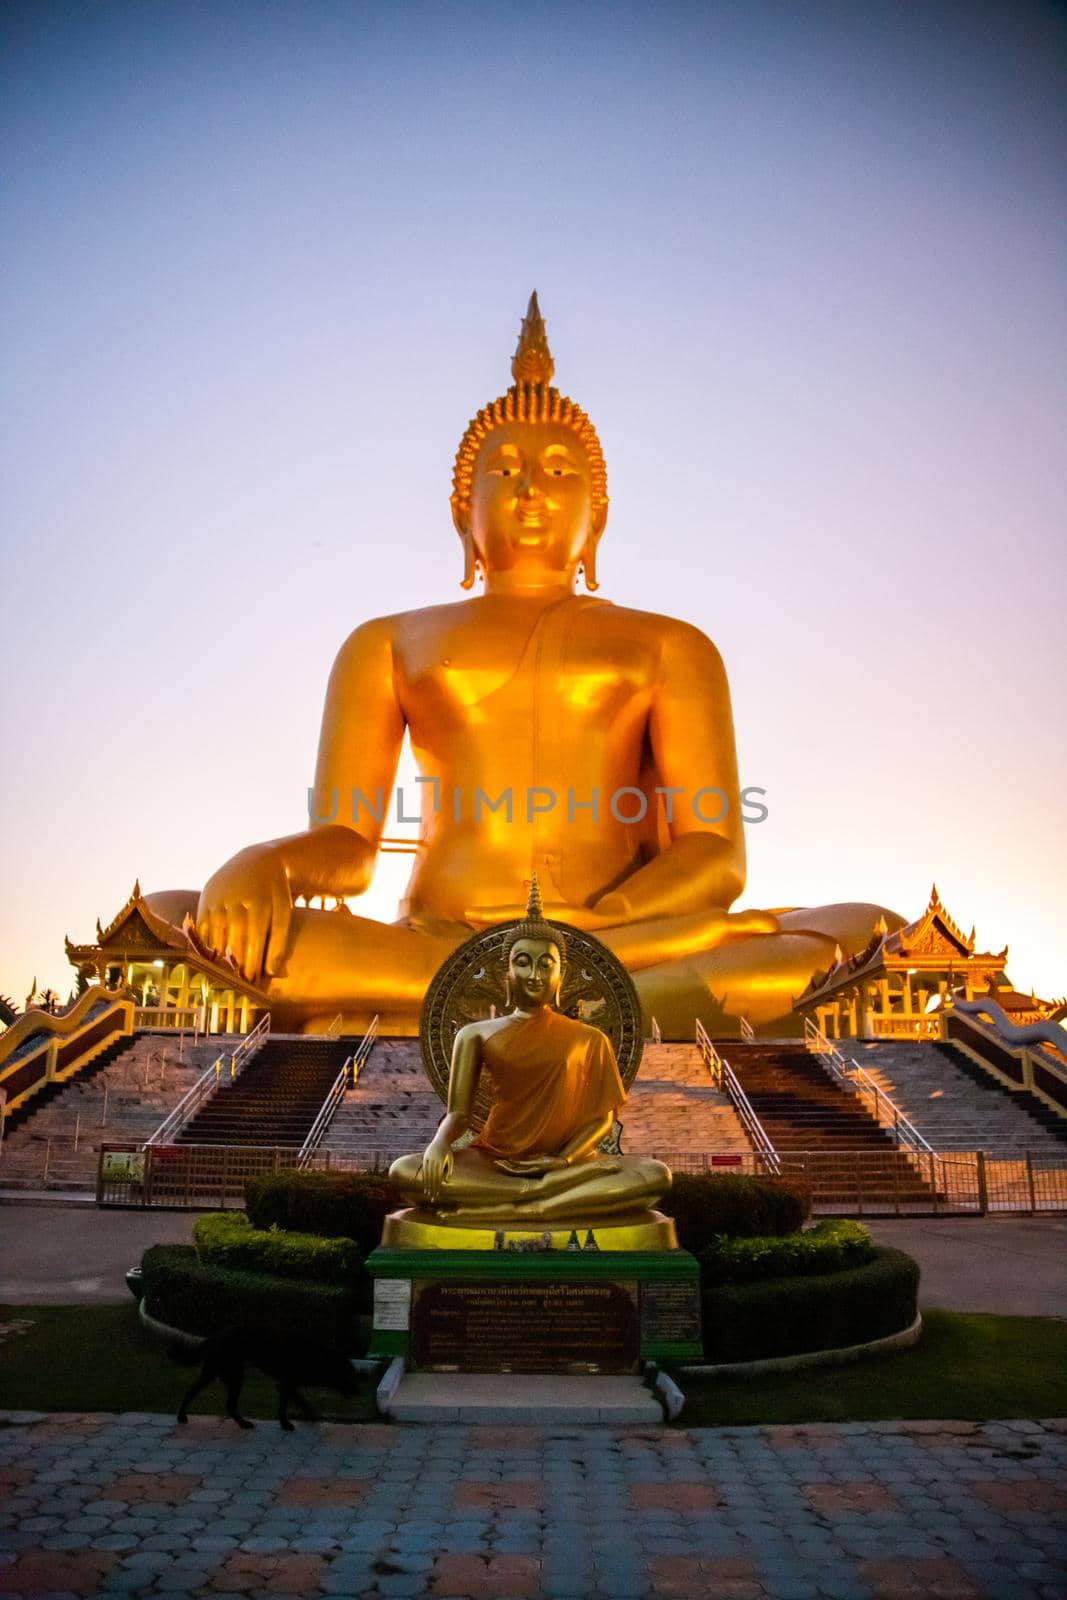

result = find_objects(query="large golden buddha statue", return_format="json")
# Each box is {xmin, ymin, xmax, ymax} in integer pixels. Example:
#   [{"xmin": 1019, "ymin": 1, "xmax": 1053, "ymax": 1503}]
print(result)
[{"xmin": 169, "ymin": 295, "xmax": 899, "ymax": 1036}]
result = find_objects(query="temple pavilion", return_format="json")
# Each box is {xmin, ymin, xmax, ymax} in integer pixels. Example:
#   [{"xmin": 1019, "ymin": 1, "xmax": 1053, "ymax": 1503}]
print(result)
[
  {"xmin": 64, "ymin": 882, "xmax": 266, "ymax": 1034},
  {"xmin": 793, "ymin": 885, "xmax": 1020, "ymax": 1042}
]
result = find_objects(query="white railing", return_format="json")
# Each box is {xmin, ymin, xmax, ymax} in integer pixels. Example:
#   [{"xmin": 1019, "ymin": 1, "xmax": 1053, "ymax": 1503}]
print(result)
[
  {"xmin": 739, "ymin": 1016, "xmax": 755, "ymax": 1045},
  {"xmin": 804, "ymin": 1018, "xmax": 933, "ymax": 1158},
  {"xmin": 144, "ymin": 1012, "xmax": 270, "ymax": 1147},
  {"xmin": 650, "ymin": 1016, "xmax": 662, "ymax": 1044},
  {"xmin": 299, "ymin": 1015, "xmax": 379, "ymax": 1167},
  {"xmin": 134, "ymin": 1007, "xmax": 200, "ymax": 1032},
  {"xmin": 696, "ymin": 1018, "xmax": 780, "ymax": 1173},
  {"xmin": 323, "ymin": 1014, "xmax": 343, "ymax": 1040}
]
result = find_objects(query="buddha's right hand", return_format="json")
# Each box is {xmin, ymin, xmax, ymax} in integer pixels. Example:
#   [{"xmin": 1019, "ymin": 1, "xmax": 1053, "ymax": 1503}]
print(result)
[
  {"xmin": 196, "ymin": 843, "xmax": 293, "ymax": 984},
  {"xmin": 419, "ymin": 1138, "xmax": 454, "ymax": 1203}
]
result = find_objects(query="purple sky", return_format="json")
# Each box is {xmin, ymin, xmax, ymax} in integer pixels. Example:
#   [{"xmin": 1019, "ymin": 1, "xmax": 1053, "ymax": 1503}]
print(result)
[{"xmin": 2, "ymin": 0, "xmax": 1065, "ymax": 1005}]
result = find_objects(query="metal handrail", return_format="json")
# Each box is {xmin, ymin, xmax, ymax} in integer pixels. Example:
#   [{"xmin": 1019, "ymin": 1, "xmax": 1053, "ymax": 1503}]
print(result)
[
  {"xmin": 696, "ymin": 1019, "xmax": 780, "ymax": 1173},
  {"xmin": 848, "ymin": 1058, "xmax": 934, "ymax": 1156},
  {"xmin": 298, "ymin": 1014, "xmax": 379, "ymax": 1167},
  {"xmin": 298, "ymin": 1057, "xmax": 353, "ymax": 1167},
  {"xmin": 739, "ymin": 1016, "xmax": 755, "ymax": 1045},
  {"xmin": 323, "ymin": 1014, "xmax": 343, "ymax": 1040},
  {"xmin": 227, "ymin": 1012, "xmax": 270, "ymax": 1078},
  {"xmin": 144, "ymin": 1058, "xmax": 221, "ymax": 1147},
  {"xmin": 804, "ymin": 1018, "xmax": 933, "ymax": 1156},
  {"xmin": 650, "ymin": 1016, "xmax": 662, "ymax": 1044},
  {"xmin": 144, "ymin": 1012, "xmax": 271, "ymax": 1147}
]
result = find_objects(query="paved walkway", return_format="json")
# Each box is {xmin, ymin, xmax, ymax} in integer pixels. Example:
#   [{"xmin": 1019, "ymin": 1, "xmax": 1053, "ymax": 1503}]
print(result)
[
  {"xmin": 1, "ymin": 1412, "xmax": 1065, "ymax": 1599},
  {"xmin": 865, "ymin": 1218, "xmax": 1067, "ymax": 1318},
  {"xmin": 3, "ymin": 1202, "xmax": 1067, "ymax": 1316}
]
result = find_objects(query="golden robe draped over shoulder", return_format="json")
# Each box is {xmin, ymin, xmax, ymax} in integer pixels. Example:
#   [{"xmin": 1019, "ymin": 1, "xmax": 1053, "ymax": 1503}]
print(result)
[{"xmin": 470, "ymin": 1008, "xmax": 626, "ymax": 1161}]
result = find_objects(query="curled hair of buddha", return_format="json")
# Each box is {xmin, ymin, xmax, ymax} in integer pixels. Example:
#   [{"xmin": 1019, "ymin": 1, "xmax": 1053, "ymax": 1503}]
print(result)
[
  {"xmin": 503, "ymin": 874, "xmax": 567, "ymax": 974},
  {"xmin": 451, "ymin": 292, "xmax": 608, "ymax": 585}
]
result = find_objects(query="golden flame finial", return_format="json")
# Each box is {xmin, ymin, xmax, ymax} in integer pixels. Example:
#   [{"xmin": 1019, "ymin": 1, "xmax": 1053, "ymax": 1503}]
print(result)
[
  {"xmin": 526, "ymin": 872, "xmax": 545, "ymax": 920},
  {"xmin": 511, "ymin": 291, "xmax": 555, "ymax": 386}
]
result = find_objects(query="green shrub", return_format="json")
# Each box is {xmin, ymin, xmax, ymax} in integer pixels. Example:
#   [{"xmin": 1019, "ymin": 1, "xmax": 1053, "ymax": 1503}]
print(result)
[
  {"xmin": 699, "ymin": 1220, "xmax": 874, "ymax": 1286},
  {"xmin": 661, "ymin": 1172, "xmax": 811, "ymax": 1251},
  {"xmin": 245, "ymin": 1170, "xmax": 400, "ymax": 1255},
  {"xmin": 140, "ymin": 1244, "xmax": 362, "ymax": 1351},
  {"xmin": 700, "ymin": 1246, "xmax": 920, "ymax": 1363},
  {"xmin": 192, "ymin": 1213, "xmax": 362, "ymax": 1285}
]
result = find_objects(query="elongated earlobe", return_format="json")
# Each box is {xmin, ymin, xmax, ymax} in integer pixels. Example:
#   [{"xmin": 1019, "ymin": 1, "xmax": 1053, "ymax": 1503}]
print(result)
[
  {"xmin": 504, "ymin": 976, "xmax": 513, "ymax": 1009},
  {"xmin": 460, "ymin": 530, "xmax": 480, "ymax": 590},
  {"xmin": 581, "ymin": 540, "xmax": 600, "ymax": 592}
]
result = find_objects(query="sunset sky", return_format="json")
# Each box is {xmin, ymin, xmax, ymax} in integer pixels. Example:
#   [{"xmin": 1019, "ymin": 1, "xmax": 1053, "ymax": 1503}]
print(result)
[{"xmin": 2, "ymin": 0, "xmax": 1064, "ymax": 1007}]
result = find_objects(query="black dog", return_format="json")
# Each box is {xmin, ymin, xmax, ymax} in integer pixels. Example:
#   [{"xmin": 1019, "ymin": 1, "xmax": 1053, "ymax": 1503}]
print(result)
[{"xmin": 171, "ymin": 1328, "xmax": 360, "ymax": 1430}]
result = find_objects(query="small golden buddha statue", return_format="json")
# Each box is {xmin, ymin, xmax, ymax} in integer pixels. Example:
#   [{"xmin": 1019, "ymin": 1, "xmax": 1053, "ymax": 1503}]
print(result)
[
  {"xmin": 157, "ymin": 293, "xmax": 900, "ymax": 1037},
  {"xmin": 389, "ymin": 881, "xmax": 670, "ymax": 1232}
]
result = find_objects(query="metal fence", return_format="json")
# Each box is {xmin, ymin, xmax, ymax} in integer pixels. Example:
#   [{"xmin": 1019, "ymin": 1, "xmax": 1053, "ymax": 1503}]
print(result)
[{"xmin": 96, "ymin": 1141, "xmax": 1067, "ymax": 1215}]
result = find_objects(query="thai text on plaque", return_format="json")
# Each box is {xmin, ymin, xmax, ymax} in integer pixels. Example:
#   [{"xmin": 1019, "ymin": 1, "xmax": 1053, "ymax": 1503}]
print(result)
[{"xmin": 411, "ymin": 1279, "xmax": 639, "ymax": 1373}]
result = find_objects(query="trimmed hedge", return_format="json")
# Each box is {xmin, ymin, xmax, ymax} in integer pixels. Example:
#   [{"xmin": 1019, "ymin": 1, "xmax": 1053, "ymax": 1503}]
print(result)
[
  {"xmin": 661, "ymin": 1172, "xmax": 811, "ymax": 1251},
  {"xmin": 698, "ymin": 1220, "xmax": 875, "ymax": 1286},
  {"xmin": 192, "ymin": 1213, "xmax": 362, "ymax": 1286},
  {"xmin": 700, "ymin": 1246, "xmax": 920, "ymax": 1363},
  {"xmin": 140, "ymin": 1244, "xmax": 362, "ymax": 1351},
  {"xmin": 244, "ymin": 1167, "xmax": 811, "ymax": 1257},
  {"xmin": 245, "ymin": 1170, "xmax": 400, "ymax": 1255}
]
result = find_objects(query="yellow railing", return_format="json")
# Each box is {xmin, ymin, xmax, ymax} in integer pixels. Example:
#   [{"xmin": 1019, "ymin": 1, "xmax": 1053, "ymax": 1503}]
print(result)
[
  {"xmin": 869, "ymin": 1014, "xmax": 942, "ymax": 1039},
  {"xmin": 0, "ymin": 991, "xmax": 134, "ymax": 1117}
]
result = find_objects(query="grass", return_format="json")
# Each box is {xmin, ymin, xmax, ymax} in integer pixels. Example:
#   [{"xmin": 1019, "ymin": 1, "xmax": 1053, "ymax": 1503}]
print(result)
[
  {"xmin": 0, "ymin": 1303, "xmax": 378, "ymax": 1423},
  {"xmin": 1, "ymin": 1304, "xmax": 1064, "ymax": 1425},
  {"xmin": 676, "ymin": 1310, "xmax": 1067, "ymax": 1426}
]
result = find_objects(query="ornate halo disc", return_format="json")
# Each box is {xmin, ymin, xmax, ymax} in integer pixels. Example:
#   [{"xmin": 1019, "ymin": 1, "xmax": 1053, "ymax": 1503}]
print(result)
[{"xmin": 419, "ymin": 920, "xmax": 644, "ymax": 1131}]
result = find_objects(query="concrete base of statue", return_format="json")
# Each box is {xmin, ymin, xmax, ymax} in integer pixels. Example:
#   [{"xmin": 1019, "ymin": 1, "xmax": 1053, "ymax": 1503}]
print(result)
[
  {"xmin": 378, "ymin": 1369, "xmax": 664, "ymax": 1424},
  {"xmin": 366, "ymin": 1233, "xmax": 703, "ymax": 1376}
]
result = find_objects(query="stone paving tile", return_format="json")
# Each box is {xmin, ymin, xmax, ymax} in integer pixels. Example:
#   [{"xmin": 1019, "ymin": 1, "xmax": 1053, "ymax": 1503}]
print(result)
[
  {"xmin": 803, "ymin": 1481, "xmax": 902, "ymax": 1514},
  {"xmin": 1, "ymin": 1415, "xmax": 1066, "ymax": 1597}
]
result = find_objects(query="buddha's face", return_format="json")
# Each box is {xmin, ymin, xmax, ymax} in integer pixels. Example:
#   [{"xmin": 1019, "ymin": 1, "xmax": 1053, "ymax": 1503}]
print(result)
[
  {"xmin": 507, "ymin": 936, "xmax": 563, "ymax": 1010},
  {"xmin": 468, "ymin": 422, "xmax": 602, "ymax": 580}
]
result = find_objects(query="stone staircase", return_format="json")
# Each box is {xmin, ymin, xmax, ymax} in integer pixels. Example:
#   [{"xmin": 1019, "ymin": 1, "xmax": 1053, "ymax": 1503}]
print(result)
[
  {"xmin": 621, "ymin": 1043, "xmax": 750, "ymax": 1156},
  {"xmin": 726, "ymin": 1041, "xmax": 936, "ymax": 1205},
  {"xmin": 318, "ymin": 1038, "xmax": 752, "ymax": 1167},
  {"xmin": 319, "ymin": 1039, "xmax": 445, "ymax": 1164},
  {"xmin": 842, "ymin": 1038, "xmax": 1067, "ymax": 1153},
  {"xmin": 177, "ymin": 1035, "xmax": 355, "ymax": 1149},
  {"xmin": 0, "ymin": 1033, "xmax": 240, "ymax": 1191}
]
